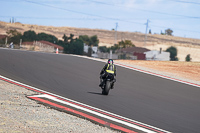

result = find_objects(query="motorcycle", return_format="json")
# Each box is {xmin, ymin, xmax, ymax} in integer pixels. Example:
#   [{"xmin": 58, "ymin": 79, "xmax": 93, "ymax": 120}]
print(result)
[{"xmin": 101, "ymin": 73, "xmax": 115, "ymax": 95}]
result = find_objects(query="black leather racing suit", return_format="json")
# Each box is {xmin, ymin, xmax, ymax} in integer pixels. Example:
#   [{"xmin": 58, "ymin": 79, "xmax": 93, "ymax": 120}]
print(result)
[{"xmin": 99, "ymin": 63, "xmax": 116, "ymax": 88}]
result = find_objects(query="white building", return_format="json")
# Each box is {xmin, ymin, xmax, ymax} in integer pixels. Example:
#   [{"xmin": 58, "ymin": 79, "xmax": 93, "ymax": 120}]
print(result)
[
  {"xmin": 84, "ymin": 43, "xmax": 98, "ymax": 57},
  {"xmin": 144, "ymin": 50, "xmax": 170, "ymax": 61},
  {"xmin": 83, "ymin": 43, "xmax": 89, "ymax": 53},
  {"xmin": 91, "ymin": 46, "xmax": 98, "ymax": 57}
]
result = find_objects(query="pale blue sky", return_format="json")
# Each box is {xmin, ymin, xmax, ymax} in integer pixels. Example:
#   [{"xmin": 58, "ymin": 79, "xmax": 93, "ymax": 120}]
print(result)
[{"xmin": 0, "ymin": 0, "xmax": 200, "ymax": 39}]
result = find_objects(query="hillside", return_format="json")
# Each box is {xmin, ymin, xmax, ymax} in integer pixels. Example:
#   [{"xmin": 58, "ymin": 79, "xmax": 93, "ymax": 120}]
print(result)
[{"xmin": 0, "ymin": 21, "xmax": 200, "ymax": 61}]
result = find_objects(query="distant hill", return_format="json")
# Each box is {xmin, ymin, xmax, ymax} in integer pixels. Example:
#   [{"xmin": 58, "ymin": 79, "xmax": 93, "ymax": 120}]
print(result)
[
  {"xmin": 0, "ymin": 21, "xmax": 200, "ymax": 61},
  {"xmin": 0, "ymin": 21, "xmax": 200, "ymax": 47}
]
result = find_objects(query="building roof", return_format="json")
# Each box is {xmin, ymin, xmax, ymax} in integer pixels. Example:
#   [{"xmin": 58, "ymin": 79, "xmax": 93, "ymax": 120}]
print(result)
[
  {"xmin": 22, "ymin": 40, "xmax": 64, "ymax": 50},
  {"xmin": 38, "ymin": 41, "xmax": 64, "ymax": 50},
  {"xmin": 0, "ymin": 34, "xmax": 7, "ymax": 39},
  {"xmin": 116, "ymin": 47, "xmax": 150, "ymax": 53},
  {"xmin": 22, "ymin": 41, "xmax": 34, "ymax": 45}
]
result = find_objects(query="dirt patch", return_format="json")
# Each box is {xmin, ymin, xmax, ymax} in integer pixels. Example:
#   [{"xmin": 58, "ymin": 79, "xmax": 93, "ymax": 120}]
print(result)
[{"xmin": 116, "ymin": 60, "xmax": 200, "ymax": 83}]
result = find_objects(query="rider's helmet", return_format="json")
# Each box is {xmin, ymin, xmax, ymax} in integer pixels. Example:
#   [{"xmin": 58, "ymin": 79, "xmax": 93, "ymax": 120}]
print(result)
[{"xmin": 108, "ymin": 59, "xmax": 113, "ymax": 64}]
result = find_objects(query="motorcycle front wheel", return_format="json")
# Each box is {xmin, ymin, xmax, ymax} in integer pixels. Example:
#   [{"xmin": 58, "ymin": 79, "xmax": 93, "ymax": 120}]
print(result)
[{"xmin": 102, "ymin": 81, "xmax": 111, "ymax": 95}]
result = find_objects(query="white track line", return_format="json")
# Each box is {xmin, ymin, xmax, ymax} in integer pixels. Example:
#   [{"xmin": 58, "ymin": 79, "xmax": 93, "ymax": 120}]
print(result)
[{"xmin": 29, "ymin": 94, "xmax": 168, "ymax": 133}]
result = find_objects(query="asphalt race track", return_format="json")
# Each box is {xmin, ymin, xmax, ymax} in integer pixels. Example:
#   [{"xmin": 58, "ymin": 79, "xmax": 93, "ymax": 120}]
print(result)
[{"xmin": 0, "ymin": 48, "xmax": 200, "ymax": 133}]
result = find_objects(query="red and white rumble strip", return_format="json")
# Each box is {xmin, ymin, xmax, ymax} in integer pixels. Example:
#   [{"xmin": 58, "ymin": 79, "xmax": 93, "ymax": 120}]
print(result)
[{"xmin": 0, "ymin": 75, "xmax": 171, "ymax": 133}]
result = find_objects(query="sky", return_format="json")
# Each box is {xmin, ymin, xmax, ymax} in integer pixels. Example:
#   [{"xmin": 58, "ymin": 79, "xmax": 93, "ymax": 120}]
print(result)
[{"xmin": 0, "ymin": 0, "xmax": 200, "ymax": 39}]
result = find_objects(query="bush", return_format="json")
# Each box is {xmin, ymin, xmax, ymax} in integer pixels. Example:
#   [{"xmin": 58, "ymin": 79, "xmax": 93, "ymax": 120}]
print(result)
[
  {"xmin": 22, "ymin": 30, "xmax": 37, "ymax": 41},
  {"xmin": 79, "ymin": 35, "xmax": 99, "ymax": 46},
  {"xmin": 6, "ymin": 29, "xmax": 22, "ymax": 44},
  {"xmin": 185, "ymin": 54, "xmax": 191, "ymax": 62},
  {"xmin": 37, "ymin": 33, "xmax": 58, "ymax": 43},
  {"xmin": 165, "ymin": 28, "xmax": 173, "ymax": 36},
  {"xmin": 118, "ymin": 40, "xmax": 135, "ymax": 48},
  {"xmin": 63, "ymin": 39, "xmax": 84, "ymax": 55},
  {"xmin": 99, "ymin": 46, "xmax": 108, "ymax": 53},
  {"xmin": 166, "ymin": 46, "xmax": 178, "ymax": 61}
]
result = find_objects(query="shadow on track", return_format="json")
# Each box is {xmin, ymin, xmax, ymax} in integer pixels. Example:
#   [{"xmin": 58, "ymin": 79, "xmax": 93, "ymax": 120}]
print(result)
[{"xmin": 87, "ymin": 92, "xmax": 102, "ymax": 95}]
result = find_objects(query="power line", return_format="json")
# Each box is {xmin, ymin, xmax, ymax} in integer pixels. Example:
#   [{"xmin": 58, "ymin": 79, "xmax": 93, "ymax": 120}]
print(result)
[
  {"xmin": 22, "ymin": 0, "xmax": 144, "ymax": 25},
  {"xmin": 1, "ymin": 15, "xmax": 195, "ymax": 21},
  {"xmin": 5, "ymin": 0, "xmax": 199, "ymax": 34},
  {"xmin": 144, "ymin": 19, "xmax": 150, "ymax": 46},
  {"xmin": 0, "ymin": 0, "xmax": 21, "ymax": 1},
  {"xmin": 168, "ymin": 0, "xmax": 200, "ymax": 5},
  {"xmin": 88, "ymin": 0, "xmax": 200, "ymax": 19},
  {"xmin": 23, "ymin": 0, "xmax": 200, "ymax": 20},
  {"xmin": 2, "ymin": 15, "xmax": 199, "ymax": 33},
  {"xmin": 0, "ymin": 15, "xmax": 104, "ymax": 20}
]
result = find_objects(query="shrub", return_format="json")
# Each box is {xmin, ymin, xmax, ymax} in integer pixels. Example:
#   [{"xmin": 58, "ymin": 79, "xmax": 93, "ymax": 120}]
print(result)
[
  {"xmin": 166, "ymin": 46, "xmax": 178, "ymax": 61},
  {"xmin": 185, "ymin": 54, "xmax": 191, "ymax": 62}
]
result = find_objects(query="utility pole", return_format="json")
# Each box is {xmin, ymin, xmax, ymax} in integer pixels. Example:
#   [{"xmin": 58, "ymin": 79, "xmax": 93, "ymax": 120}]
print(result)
[
  {"xmin": 5, "ymin": 37, "xmax": 7, "ymax": 46},
  {"xmin": 20, "ymin": 39, "xmax": 22, "ymax": 48},
  {"xmin": 110, "ymin": 22, "xmax": 118, "ymax": 59},
  {"xmin": 114, "ymin": 22, "xmax": 118, "ymax": 45},
  {"xmin": 144, "ymin": 19, "xmax": 150, "ymax": 47}
]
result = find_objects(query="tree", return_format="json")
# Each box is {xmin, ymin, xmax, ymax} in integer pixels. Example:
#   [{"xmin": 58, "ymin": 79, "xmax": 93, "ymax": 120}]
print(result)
[
  {"xmin": 165, "ymin": 28, "xmax": 173, "ymax": 36},
  {"xmin": 21, "ymin": 30, "xmax": 59, "ymax": 43},
  {"xmin": 99, "ymin": 40, "xmax": 135, "ymax": 53},
  {"xmin": 166, "ymin": 46, "xmax": 178, "ymax": 61},
  {"xmin": 62, "ymin": 34, "xmax": 69, "ymax": 43},
  {"xmin": 6, "ymin": 29, "xmax": 22, "ymax": 44},
  {"xmin": 69, "ymin": 39, "xmax": 84, "ymax": 55},
  {"xmin": 57, "ymin": 40, "xmax": 65, "ymax": 47},
  {"xmin": 79, "ymin": 35, "xmax": 99, "ymax": 56},
  {"xmin": 185, "ymin": 54, "xmax": 191, "ymax": 62},
  {"xmin": 37, "ymin": 33, "xmax": 58, "ymax": 43},
  {"xmin": 61, "ymin": 34, "xmax": 84, "ymax": 55},
  {"xmin": 149, "ymin": 29, "xmax": 152, "ymax": 34},
  {"xmin": 90, "ymin": 35, "xmax": 99, "ymax": 46},
  {"xmin": 22, "ymin": 30, "xmax": 37, "ymax": 41},
  {"xmin": 110, "ymin": 44, "xmax": 120, "ymax": 53},
  {"xmin": 69, "ymin": 34, "xmax": 75, "ymax": 43},
  {"xmin": 118, "ymin": 40, "xmax": 135, "ymax": 48},
  {"xmin": 79, "ymin": 35, "xmax": 99, "ymax": 46},
  {"xmin": 161, "ymin": 30, "xmax": 165, "ymax": 35},
  {"xmin": 0, "ymin": 38, "xmax": 5, "ymax": 46},
  {"xmin": 99, "ymin": 46, "xmax": 108, "ymax": 53},
  {"xmin": 79, "ymin": 35, "xmax": 90, "ymax": 45}
]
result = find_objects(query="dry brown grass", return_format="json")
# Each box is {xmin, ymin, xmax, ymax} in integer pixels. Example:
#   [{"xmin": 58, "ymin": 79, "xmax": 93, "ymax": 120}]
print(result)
[
  {"xmin": 1, "ymin": 21, "xmax": 200, "ymax": 61},
  {"xmin": 115, "ymin": 60, "xmax": 200, "ymax": 83},
  {"xmin": 1, "ymin": 21, "xmax": 200, "ymax": 45}
]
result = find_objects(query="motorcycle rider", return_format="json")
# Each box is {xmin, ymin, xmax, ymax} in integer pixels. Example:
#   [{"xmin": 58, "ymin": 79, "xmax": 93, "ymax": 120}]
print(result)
[{"xmin": 99, "ymin": 59, "xmax": 116, "ymax": 89}]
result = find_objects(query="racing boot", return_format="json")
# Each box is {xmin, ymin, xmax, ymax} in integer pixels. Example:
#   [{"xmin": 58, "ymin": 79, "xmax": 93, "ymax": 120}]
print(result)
[
  {"xmin": 99, "ymin": 78, "xmax": 103, "ymax": 87},
  {"xmin": 111, "ymin": 82, "xmax": 114, "ymax": 89},
  {"xmin": 99, "ymin": 82, "xmax": 103, "ymax": 87},
  {"xmin": 111, "ymin": 78, "xmax": 116, "ymax": 89}
]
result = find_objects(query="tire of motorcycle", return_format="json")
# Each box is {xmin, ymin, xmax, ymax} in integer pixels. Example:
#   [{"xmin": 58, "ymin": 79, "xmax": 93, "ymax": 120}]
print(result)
[{"xmin": 102, "ymin": 81, "xmax": 110, "ymax": 95}]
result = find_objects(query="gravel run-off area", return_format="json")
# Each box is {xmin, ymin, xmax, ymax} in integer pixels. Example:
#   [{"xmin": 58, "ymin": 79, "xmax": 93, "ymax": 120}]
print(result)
[
  {"xmin": 0, "ymin": 80, "xmax": 120, "ymax": 133},
  {"xmin": 115, "ymin": 60, "xmax": 200, "ymax": 85}
]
